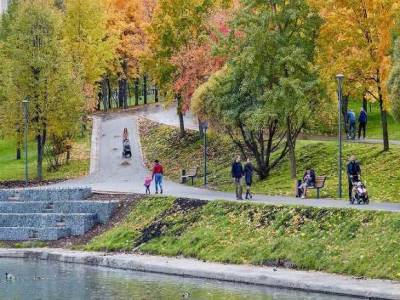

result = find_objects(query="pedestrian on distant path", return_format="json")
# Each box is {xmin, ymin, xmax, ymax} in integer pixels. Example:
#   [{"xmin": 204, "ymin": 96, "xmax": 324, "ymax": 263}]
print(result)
[
  {"xmin": 152, "ymin": 160, "xmax": 164, "ymax": 194},
  {"xmin": 231, "ymin": 155, "xmax": 244, "ymax": 200},
  {"xmin": 144, "ymin": 175, "xmax": 152, "ymax": 194},
  {"xmin": 347, "ymin": 109, "xmax": 356, "ymax": 140},
  {"xmin": 244, "ymin": 158, "xmax": 254, "ymax": 200},
  {"xmin": 122, "ymin": 128, "xmax": 129, "ymax": 141},
  {"xmin": 347, "ymin": 155, "xmax": 361, "ymax": 202},
  {"xmin": 358, "ymin": 107, "xmax": 368, "ymax": 139}
]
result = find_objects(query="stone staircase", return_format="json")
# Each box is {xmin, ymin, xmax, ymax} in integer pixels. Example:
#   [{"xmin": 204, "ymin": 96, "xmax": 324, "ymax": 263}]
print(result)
[{"xmin": 0, "ymin": 187, "xmax": 118, "ymax": 241}]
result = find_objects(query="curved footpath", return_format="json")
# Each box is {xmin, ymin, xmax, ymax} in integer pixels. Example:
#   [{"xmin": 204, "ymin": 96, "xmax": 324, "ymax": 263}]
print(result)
[
  {"xmin": 57, "ymin": 103, "xmax": 400, "ymax": 212},
  {"xmin": 0, "ymin": 248, "xmax": 398, "ymax": 299}
]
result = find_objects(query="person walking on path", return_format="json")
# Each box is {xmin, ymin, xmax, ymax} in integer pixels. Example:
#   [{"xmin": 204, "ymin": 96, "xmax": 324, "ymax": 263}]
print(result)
[
  {"xmin": 347, "ymin": 109, "xmax": 356, "ymax": 140},
  {"xmin": 122, "ymin": 128, "xmax": 129, "ymax": 141},
  {"xmin": 152, "ymin": 160, "xmax": 164, "ymax": 194},
  {"xmin": 347, "ymin": 155, "xmax": 361, "ymax": 202},
  {"xmin": 244, "ymin": 158, "xmax": 254, "ymax": 199},
  {"xmin": 231, "ymin": 155, "xmax": 244, "ymax": 200},
  {"xmin": 144, "ymin": 175, "xmax": 152, "ymax": 195},
  {"xmin": 358, "ymin": 107, "xmax": 368, "ymax": 139}
]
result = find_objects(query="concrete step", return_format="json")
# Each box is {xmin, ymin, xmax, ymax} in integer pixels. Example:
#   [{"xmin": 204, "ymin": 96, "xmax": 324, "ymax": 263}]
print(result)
[
  {"xmin": 0, "ymin": 227, "xmax": 71, "ymax": 241},
  {"xmin": 0, "ymin": 201, "xmax": 118, "ymax": 224},
  {"xmin": 0, "ymin": 213, "xmax": 97, "ymax": 235},
  {"xmin": 0, "ymin": 187, "xmax": 92, "ymax": 202}
]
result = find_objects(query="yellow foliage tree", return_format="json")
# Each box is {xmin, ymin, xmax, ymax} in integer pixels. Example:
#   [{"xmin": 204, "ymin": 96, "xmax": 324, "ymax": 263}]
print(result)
[{"xmin": 313, "ymin": 0, "xmax": 400, "ymax": 151}]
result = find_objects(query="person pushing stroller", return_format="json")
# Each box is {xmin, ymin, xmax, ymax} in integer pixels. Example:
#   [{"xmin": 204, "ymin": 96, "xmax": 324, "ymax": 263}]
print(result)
[
  {"xmin": 347, "ymin": 155, "xmax": 369, "ymax": 204},
  {"xmin": 122, "ymin": 128, "xmax": 132, "ymax": 158}
]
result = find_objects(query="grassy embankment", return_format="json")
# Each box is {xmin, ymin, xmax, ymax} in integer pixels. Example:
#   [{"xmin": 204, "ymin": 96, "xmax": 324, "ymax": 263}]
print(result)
[
  {"xmin": 139, "ymin": 118, "xmax": 400, "ymax": 202},
  {"xmin": 0, "ymin": 133, "xmax": 90, "ymax": 182},
  {"xmin": 84, "ymin": 196, "xmax": 400, "ymax": 281}
]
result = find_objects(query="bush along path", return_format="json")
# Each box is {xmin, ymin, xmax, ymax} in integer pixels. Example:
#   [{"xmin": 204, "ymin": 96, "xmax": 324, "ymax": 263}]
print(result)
[
  {"xmin": 83, "ymin": 196, "xmax": 400, "ymax": 281},
  {"xmin": 139, "ymin": 117, "xmax": 400, "ymax": 203}
]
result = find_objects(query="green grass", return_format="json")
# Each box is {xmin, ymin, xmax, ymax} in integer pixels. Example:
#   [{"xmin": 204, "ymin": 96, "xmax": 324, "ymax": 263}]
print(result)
[
  {"xmin": 139, "ymin": 120, "xmax": 400, "ymax": 202},
  {"xmin": 84, "ymin": 196, "xmax": 400, "ymax": 281},
  {"xmin": 0, "ymin": 134, "xmax": 90, "ymax": 181},
  {"xmin": 84, "ymin": 196, "xmax": 175, "ymax": 252}
]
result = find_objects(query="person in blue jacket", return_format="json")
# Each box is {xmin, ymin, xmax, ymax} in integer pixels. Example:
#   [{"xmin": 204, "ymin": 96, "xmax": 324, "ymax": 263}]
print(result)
[
  {"xmin": 358, "ymin": 107, "xmax": 368, "ymax": 139},
  {"xmin": 347, "ymin": 109, "xmax": 356, "ymax": 140},
  {"xmin": 231, "ymin": 155, "xmax": 244, "ymax": 200}
]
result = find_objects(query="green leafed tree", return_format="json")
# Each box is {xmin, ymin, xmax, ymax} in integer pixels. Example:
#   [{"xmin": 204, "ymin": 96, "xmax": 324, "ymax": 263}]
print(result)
[
  {"xmin": 193, "ymin": 0, "xmax": 322, "ymax": 179},
  {"xmin": 0, "ymin": 0, "xmax": 84, "ymax": 180}
]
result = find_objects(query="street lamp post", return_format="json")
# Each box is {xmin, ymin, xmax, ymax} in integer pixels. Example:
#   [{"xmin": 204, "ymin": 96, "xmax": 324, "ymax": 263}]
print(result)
[
  {"xmin": 22, "ymin": 98, "xmax": 29, "ymax": 187},
  {"xmin": 336, "ymin": 74, "xmax": 345, "ymax": 198},
  {"xmin": 201, "ymin": 121, "xmax": 208, "ymax": 186}
]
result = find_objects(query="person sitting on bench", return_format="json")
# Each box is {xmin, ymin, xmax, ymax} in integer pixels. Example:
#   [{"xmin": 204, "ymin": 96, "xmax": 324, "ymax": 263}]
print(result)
[{"xmin": 300, "ymin": 167, "xmax": 316, "ymax": 199}]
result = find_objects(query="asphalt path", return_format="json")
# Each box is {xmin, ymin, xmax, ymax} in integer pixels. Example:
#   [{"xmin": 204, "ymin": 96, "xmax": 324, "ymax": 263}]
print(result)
[{"xmin": 59, "ymin": 104, "xmax": 400, "ymax": 212}]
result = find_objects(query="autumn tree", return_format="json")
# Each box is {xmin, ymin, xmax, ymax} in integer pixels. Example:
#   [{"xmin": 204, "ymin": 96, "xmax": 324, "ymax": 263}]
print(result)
[
  {"xmin": 104, "ymin": 0, "xmax": 153, "ymax": 110},
  {"xmin": 193, "ymin": 0, "xmax": 322, "ymax": 179},
  {"xmin": 389, "ymin": 38, "xmax": 400, "ymax": 121},
  {"xmin": 313, "ymin": 0, "xmax": 399, "ymax": 151},
  {"xmin": 0, "ymin": 0, "xmax": 83, "ymax": 179},
  {"xmin": 146, "ymin": 0, "xmax": 230, "ymax": 137},
  {"xmin": 63, "ymin": 0, "xmax": 115, "ymax": 110}
]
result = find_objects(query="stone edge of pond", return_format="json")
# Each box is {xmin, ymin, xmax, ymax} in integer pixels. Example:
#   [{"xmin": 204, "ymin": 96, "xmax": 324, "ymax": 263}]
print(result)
[{"xmin": 0, "ymin": 248, "xmax": 399, "ymax": 299}]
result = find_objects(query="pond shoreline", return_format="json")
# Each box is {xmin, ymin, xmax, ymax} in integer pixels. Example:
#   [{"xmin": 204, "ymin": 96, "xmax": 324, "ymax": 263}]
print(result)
[{"xmin": 0, "ymin": 248, "xmax": 398, "ymax": 299}]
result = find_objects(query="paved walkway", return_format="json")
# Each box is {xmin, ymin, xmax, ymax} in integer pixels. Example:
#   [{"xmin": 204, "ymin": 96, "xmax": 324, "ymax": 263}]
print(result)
[
  {"xmin": 0, "ymin": 248, "xmax": 399, "ymax": 299},
  {"xmin": 58, "ymin": 104, "xmax": 400, "ymax": 212}
]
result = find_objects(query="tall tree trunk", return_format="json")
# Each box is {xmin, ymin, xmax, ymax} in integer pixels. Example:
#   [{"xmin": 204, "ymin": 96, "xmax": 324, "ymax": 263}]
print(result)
[
  {"xmin": 154, "ymin": 85, "xmax": 159, "ymax": 102},
  {"xmin": 97, "ymin": 90, "xmax": 101, "ymax": 111},
  {"xmin": 16, "ymin": 128, "xmax": 21, "ymax": 160},
  {"xmin": 118, "ymin": 77, "xmax": 127, "ymax": 109},
  {"xmin": 107, "ymin": 77, "xmax": 112, "ymax": 109},
  {"xmin": 134, "ymin": 78, "xmax": 139, "ymax": 106},
  {"xmin": 341, "ymin": 94, "xmax": 349, "ymax": 134},
  {"xmin": 36, "ymin": 131, "xmax": 45, "ymax": 181},
  {"xmin": 362, "ymin": 96, "xmax": 368, "ymax": 112},
  {"xmin": 143, "ymin": 74, "xmax": 148, "ymax": 105},
  {"xmin": 379, "ymin": 96, "xmax": 389, "ymax": 151},
  {"xmin": 286, "ymin": 117, "xmax": 296, "ymax": 179},
  {"xmin": 177, "ymin": 94, "xmax": 185, "ymax": 137},
  {"xmin": 101, "ymin": 77, "xmax": 108, "ymax": 112}
]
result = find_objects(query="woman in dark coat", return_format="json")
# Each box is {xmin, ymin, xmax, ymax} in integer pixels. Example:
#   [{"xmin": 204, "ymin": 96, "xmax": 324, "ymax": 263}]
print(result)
[{"xmin": 244, "ymin": 158, "xmax": 254, "ymax": 199}]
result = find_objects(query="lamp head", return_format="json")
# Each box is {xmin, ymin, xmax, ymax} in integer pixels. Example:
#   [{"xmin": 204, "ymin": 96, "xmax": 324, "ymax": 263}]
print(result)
[
  {"xmin": 201, "ymin": 121, "xmax": 208, "ymax": 130},
  {"xmin": 336, "ymin": 73, "xmax": 344, "ymax": 82}
]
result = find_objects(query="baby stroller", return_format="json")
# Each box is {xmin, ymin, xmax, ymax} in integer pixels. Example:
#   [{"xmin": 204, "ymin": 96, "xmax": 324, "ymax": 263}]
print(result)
[
  {"xmin": 350, "ymin": 177, "xmax": 369, "ymax": 205},
  {"xmin": 122, "ymin": 139, "xmax": 132, "ymax": 158}
]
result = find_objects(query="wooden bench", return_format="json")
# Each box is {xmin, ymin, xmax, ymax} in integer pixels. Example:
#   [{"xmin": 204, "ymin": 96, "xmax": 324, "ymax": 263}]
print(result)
[
  {"xmin": 181, "ymin": 167, "xmax": 199, "ymax": 185},
  {"xmin": 308, "ymin": 176, "xmax": 327, "ymax": 198}
]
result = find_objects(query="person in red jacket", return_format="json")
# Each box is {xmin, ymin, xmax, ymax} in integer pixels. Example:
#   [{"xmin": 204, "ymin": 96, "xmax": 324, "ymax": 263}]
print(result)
[{"xmin": 152, "ymin": 160, "xmax": 164, "ymax": 194}]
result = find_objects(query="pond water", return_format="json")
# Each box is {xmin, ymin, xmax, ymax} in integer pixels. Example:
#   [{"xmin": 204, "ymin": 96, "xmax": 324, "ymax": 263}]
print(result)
[{"xmin": 0, "ymin": 258, "xmax": 354, "ymax": 300}]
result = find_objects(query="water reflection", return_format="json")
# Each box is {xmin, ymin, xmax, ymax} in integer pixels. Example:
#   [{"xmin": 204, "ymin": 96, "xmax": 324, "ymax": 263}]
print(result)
[{"xmin": 0, "ymin": 258, "xmax": 353, "ymax": 300}]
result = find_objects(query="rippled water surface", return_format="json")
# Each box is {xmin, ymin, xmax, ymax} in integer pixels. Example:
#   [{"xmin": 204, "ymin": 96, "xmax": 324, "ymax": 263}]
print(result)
[{"xmin": 0, "ymin": 258, "xmax": 354, "ymax": 300}]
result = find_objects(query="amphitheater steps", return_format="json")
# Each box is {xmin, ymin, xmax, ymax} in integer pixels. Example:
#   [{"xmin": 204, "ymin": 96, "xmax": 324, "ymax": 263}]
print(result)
[{"xmin": 0, "ymin": 187, "xmax": 118, "ymax": 241}]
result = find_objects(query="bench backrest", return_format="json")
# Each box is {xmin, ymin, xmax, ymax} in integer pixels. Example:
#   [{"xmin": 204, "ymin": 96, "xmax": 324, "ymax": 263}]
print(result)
[
  {"xmin": 187, "ymin": 168, "xmax": 198, "ymax": 177},
  {"xmin": 315, "ymin": 176, "xmax": 327, "ymax": 188}
]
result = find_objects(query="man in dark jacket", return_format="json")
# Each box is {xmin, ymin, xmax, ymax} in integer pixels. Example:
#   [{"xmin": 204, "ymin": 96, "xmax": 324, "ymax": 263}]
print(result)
[
  {"xmin": 347, "ymin": 155, "xmax": 361, "ymax": 202},
  {"xmin": 358, "ymin": 107, "xmax": 368, "ymax": 139},
  {"xmin": 231, "ymin": 155, "xmax": 244, "ymax": 200}
]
